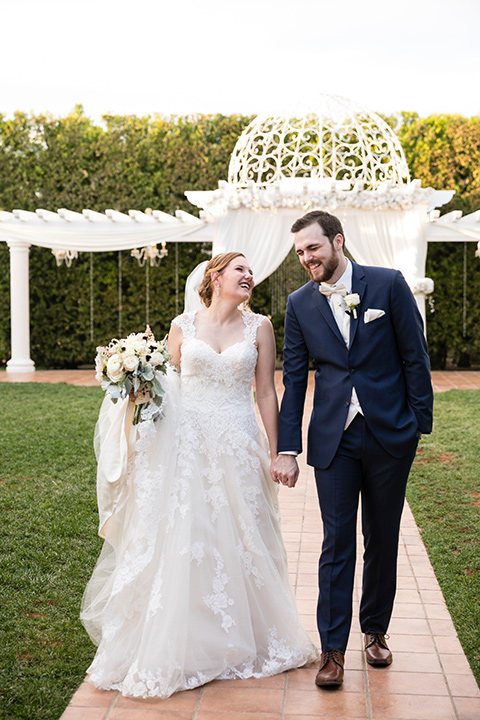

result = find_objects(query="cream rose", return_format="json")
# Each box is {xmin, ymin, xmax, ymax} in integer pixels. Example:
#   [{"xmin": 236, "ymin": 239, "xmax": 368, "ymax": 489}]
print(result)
[
  {"xmin": 123, "ymin": 354, "xmax": 139, "ymax": 372},
  {"xmin": 106, "ymin": 353, "xmax": 125, "ymax": 382},
  {"xmin": 344, "ymin": 293, "xmax": 361, "ymax": 319},
  {"xmin": 344, "ymin": 293, "xmax": 360, "ymax": 306},
  {"xmin": 148, "ymin": 351, "xmax": 165, "ymax": 367}
]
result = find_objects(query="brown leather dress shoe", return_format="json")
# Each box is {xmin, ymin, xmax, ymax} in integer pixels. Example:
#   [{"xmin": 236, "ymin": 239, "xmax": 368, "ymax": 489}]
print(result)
[
  {"xmin": 364, "ymin": 633, "xmax": 393, "ymax": 666},
  {"xmin": 315, "ymin": 649, "xmax": 344, "ymax": 687}
]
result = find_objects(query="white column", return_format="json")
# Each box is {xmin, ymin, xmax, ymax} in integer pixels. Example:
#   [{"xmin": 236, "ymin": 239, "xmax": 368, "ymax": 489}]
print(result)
[{"xmin": 6, "ymin": 240, "xmax": 35, "ymax": 372}]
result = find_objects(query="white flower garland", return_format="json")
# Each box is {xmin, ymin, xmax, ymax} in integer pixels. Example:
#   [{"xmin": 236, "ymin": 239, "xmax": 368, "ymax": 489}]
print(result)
[{"xmin": 198, "ymin": 182, "xmax": 435, "ymax": 216}]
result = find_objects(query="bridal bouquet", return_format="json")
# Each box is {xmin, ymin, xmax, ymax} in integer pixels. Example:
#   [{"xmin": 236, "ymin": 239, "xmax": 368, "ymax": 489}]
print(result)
[{"xmin": 95, "ymin": 326, "xmax": 171, "ymax": 424}]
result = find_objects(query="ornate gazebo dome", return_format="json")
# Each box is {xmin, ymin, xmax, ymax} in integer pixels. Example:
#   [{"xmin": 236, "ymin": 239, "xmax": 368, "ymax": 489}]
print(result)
[{"xmin": 228, "ymin": 94, "xmax": 410, "ymax": 190}]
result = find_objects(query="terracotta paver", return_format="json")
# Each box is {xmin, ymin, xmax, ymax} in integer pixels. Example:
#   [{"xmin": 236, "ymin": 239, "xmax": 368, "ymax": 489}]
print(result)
[
  {"xmin": 0, "ymin": 369, "xmax": 99, "ymax": 385},
  {"xmin": 2, "ymin": 369, "xmax": 480, "ymax": 392},
  {"xmin": 2, "ymin": 369, "xmax": 478, "ymax": 719}
]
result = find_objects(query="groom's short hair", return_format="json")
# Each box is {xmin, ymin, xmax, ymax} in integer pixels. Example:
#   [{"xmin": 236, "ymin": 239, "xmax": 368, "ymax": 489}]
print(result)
[{"xmin": 291, "ymin": 211, "xmax": 345, "ymax": 246}]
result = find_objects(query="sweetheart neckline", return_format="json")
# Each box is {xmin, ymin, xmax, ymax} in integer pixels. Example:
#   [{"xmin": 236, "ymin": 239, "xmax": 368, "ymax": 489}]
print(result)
[{"xmin": 191, "ymin": 338, "xmax": 248, "ymax": 356}]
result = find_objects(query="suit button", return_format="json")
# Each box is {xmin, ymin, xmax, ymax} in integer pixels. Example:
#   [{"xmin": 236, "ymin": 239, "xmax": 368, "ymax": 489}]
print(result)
[
  {"xmin": 350, "ymin": 368, "xmax": 355, "ymax": 374},
  {"xmin": 344, "ymin": 401, "xmax": 350, "ymax": 407}
]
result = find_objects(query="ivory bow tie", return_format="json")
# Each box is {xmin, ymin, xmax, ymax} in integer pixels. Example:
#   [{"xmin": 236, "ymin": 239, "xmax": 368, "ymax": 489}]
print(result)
[{"xmin": 319, "ymin": 282, "xmax": 347, "ymax": 297}]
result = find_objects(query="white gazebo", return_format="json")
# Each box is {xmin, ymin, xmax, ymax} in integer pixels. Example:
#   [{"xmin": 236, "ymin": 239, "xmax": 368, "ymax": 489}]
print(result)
[{"xmin": 1, "ymin": 94, "xmax": 479, "ymax": 372}]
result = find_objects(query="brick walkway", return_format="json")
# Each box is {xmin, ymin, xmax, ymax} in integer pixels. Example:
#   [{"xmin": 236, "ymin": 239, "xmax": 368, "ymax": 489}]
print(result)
[
  {"xmin": 2, "ymin": 369, "xmax": 480, "ymax": 392},
  {"xmin": 2, "ymin": 370, "xmax": 479, "ymax": 719}
]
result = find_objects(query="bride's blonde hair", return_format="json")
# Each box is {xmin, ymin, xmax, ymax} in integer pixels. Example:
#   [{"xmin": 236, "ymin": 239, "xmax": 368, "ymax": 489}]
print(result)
[{"xmin": 198, "ymin": 252, "xmax": 247, "ymax": 307}]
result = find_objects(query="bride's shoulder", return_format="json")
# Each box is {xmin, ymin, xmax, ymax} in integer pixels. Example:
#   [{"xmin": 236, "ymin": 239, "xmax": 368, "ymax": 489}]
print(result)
[
  {"xmin": 242, "ymin": 311, "xmax": 273, "ymax": 343},
  {"xmin": 242, "ymin": 310, "xmax": 270, "ymax": 327},
  {"xmin": 172, "ymin": 311, "xmax": 195, "ymax": 328}
]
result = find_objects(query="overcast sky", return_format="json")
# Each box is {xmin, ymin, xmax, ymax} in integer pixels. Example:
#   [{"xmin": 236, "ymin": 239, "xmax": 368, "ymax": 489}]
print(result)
[{"xmin": 1, "ymin": 0, "xmax": 479, "ymax": 122}]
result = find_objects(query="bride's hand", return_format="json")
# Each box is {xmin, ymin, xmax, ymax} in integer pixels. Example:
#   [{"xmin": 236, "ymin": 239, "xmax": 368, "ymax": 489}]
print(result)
[{"xmin": 270, "ymin": 455, "xmax": 280, "ymax": 484}]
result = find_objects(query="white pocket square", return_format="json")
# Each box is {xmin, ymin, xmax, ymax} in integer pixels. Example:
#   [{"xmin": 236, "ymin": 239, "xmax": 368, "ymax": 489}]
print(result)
[{"xmin": 364, "ymin": 308, "xmax": 385, "ymax": 324}]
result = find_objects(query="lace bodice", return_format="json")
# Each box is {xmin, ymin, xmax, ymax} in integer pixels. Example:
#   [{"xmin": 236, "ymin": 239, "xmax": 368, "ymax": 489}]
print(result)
[{"xmin": 173, "ymin": 310, "xmax": 265, "ymax": 409}]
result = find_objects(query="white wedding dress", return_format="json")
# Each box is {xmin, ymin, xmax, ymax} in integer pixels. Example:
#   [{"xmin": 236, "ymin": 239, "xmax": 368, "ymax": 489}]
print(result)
[{"xmin": 81, "ymin": 310, "xmax": 318, "ymax": 698}]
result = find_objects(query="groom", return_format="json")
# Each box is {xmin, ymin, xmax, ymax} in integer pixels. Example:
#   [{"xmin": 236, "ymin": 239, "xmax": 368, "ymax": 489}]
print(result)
[{"xmin": 273, "ymin": 210, "xmax": 433, "ymax": 688}]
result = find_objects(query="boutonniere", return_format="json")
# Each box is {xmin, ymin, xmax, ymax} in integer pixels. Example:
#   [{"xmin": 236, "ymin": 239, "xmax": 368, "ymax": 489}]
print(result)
[{"xmin": 343, "ymin": 293, "xmax": 361, "ymax": 319}]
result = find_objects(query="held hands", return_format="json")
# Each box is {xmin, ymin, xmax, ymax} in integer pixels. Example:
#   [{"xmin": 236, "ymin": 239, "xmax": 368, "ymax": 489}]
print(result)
[{"xmin": 271, "ymin": 454, "xmax": 300, "ymax": 488}]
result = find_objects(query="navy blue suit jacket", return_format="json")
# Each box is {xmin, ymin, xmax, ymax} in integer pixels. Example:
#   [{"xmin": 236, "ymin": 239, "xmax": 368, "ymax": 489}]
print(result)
[{"xmin": 278, "ymin": 263, "xmax": 434, "ymax": 470}]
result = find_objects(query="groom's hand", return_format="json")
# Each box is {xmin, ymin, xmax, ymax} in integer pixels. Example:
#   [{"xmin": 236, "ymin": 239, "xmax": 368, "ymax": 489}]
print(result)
[{"xmin": 272, "ymin": 454, "xmax": 300, "ymax": 488}]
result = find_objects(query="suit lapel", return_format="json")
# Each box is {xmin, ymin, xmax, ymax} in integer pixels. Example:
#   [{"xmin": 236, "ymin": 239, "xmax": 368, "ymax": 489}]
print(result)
[
  {"xmin": 311, "ymin": 283, "xmax": 346, "ymax": 347},
  {"xmin": 349, "ymin": 263, "xmax": 366, "ymax": 347}
]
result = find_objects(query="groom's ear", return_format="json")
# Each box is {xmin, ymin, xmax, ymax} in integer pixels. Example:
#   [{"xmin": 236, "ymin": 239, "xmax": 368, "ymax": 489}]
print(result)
[{"xmin": 333, "ymin": 233, "xmax": 345, "ymax": 251}]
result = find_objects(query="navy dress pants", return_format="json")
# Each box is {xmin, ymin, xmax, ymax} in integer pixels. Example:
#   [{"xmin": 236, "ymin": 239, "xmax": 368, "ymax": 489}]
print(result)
[{"xmin": 314, "ymin": 414, "xmax": 418, "ymax": 653}]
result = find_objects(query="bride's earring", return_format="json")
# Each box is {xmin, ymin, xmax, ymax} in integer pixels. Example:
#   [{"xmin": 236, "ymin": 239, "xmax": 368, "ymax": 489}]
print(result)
[{"xmin": 215, "ymin": 284, "xmax": 220, "ymax": 297}]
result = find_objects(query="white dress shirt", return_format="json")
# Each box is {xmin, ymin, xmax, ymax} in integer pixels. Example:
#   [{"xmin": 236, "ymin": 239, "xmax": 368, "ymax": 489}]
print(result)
[{"xmin": 323, "ymin": 260, "xmax": 363, "ymax": 430}]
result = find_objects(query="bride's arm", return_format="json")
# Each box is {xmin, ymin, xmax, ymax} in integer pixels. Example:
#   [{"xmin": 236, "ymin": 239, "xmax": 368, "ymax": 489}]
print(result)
[
  {"xmin": 254, "ymin": 318, "xmax": 279, "ymax": 481},
  {"xmin": 167, "ymin": 321, "xmax": 183, "ymax": 368}
]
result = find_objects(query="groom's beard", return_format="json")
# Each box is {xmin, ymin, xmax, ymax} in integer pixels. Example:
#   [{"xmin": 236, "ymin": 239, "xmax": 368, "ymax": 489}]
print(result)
[{"xmin": 305, "ymin": 255, "xmax": 339, "ymax": 283}]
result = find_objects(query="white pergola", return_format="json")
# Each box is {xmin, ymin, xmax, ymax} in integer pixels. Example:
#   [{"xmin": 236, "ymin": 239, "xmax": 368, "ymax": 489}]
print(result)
[
  {"xmin": 1, "ymin": 94, "xmax": 479, "ymax": 373},
  {"xmin": 0, "ymin": 209, "xmax": 212, "ymax": 372}
]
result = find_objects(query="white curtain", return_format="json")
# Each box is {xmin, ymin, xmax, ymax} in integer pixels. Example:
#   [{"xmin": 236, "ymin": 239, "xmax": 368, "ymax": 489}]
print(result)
[
  {"xmin": 211, "ymin": 208, "xmax": 300, "ymax": 284},
  {"xmin": 336, "ymin": 203, "xmax": 430, "ymax": 323},
  {"xmin": 184, "ymin": 208, "xmax": 298, "ymax": 311}
]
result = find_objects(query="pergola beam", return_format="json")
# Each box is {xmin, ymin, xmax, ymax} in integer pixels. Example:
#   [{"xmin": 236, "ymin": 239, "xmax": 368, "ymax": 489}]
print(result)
[
  {"xmin": 426, "ymin": 209, "xmax": 480, "ymax": 243},
  {"xmin": 0, "ymin": 208, "xmax": 208, "ymax": 252}
]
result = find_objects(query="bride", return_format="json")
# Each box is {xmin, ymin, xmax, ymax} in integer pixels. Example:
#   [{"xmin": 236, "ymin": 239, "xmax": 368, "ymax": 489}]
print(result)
[{"xmin": 81, "ymin": 251, "xmax": 319, "ymax": 698}]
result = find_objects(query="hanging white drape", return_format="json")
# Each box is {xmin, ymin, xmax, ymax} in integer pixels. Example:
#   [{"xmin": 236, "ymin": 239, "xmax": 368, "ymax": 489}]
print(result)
[
  {"xmin": 336, "ymin": 203, "xmax": 431, "ymax": 322},
  {"xmin": 184, "ymin": 208, "xmax": 299, "ymax": 311},
  {"xmin": 211, "ymin": 208, "xmax": 300, "ymax": 283}
]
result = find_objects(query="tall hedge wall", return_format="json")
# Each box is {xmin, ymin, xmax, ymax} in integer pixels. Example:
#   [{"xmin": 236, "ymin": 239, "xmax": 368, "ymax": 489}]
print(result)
[{"xmin": 0, "ymin": 107, "xmax": 479, "ymax": 369}]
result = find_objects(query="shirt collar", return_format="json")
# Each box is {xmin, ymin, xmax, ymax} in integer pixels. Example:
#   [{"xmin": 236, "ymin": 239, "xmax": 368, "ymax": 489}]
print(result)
[{"xmin": 325, "ymin": 258, "xmax": 352, "ymax": 293}]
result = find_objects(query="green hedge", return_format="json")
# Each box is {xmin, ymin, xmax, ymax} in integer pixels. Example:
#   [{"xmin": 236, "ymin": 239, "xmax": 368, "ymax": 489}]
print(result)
[
  {"xmin": 0, "ymin": 108, "xmax": 479, "ymax": 369},
  {"xmin": 394, "ymin": 113, "xmax": 480, "ymax": 368}
]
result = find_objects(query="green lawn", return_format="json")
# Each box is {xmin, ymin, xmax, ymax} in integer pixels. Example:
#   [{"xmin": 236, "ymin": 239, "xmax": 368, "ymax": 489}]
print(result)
[
  {"xmin": 0, "ymin": 384, "xmax": 103, "ymax": 720},
  {"xmin": 0, "ymin": 384, "xmax": 478, "ymax": 719},
  {"xmin": 407, "ymin": 390, "xmax": 480, "ymax": 685}
]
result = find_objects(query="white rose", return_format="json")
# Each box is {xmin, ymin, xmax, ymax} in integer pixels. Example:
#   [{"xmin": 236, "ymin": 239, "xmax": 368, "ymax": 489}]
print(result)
[
  {"xmin": 106, "ymin": 354, "xmax": 125, "ymax": 382},
  {"xmin": 344, "ymin": 293, "xmax": 360, "ymax": 306},
  {"xmin": 123, "ymin": 354, "xmax": 139, "ymax": 372},
  {"xmin": 148, "ymin": 351, "xmax": 164, "ymax": 367},
  {"xmin": 413, "ymin": 278, "xmax": 434, "ymax": 295},
  {"xmin": 344, "ymin": 293, "xmax": 361, "ymax": 319}
]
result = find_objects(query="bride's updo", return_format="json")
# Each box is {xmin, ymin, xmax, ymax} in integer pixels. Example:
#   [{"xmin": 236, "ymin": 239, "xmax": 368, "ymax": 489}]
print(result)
[{"xmin": 198, "ymin": 252, "xmax": 246, "ymax": 307}]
